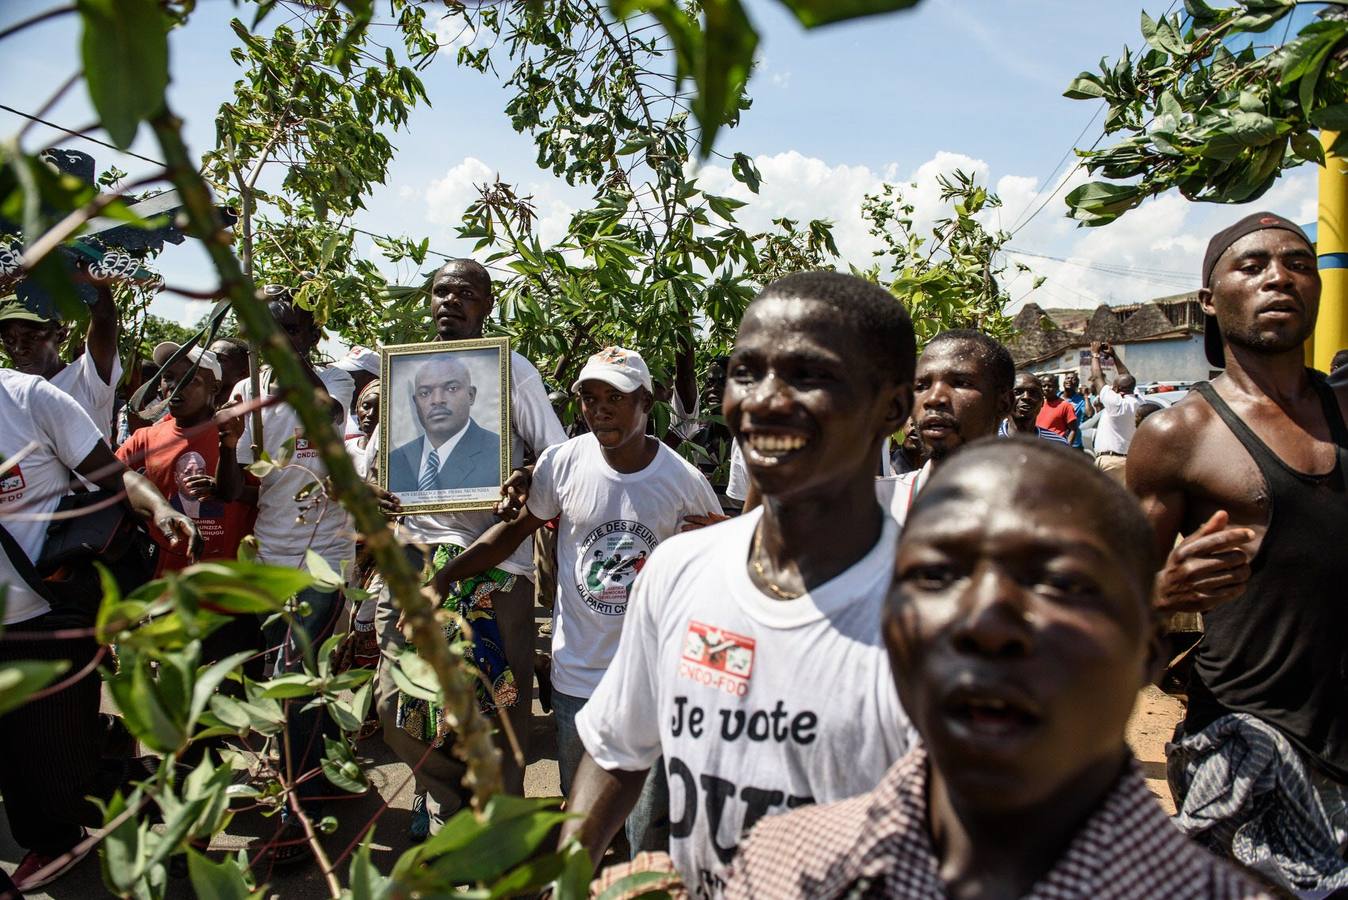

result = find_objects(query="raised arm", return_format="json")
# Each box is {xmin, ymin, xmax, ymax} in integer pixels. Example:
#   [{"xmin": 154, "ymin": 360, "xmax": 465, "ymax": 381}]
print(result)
[
  {"xmin": 84, "ymin": 281, "xmax": 120, "ymax": 386},
  {"xmin": 214, "ymin": 398, "xmax": 247, "ymax": 503},
  {"xmin": 1089, "ymin": 340, "xmax": 1107, "ymax": 394}
]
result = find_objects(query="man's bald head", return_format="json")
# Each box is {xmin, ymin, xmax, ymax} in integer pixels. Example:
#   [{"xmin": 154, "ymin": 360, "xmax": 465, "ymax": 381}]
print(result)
[{"xmin": 412, "ymin": 355, "xmax": 477, "ymax": 444}]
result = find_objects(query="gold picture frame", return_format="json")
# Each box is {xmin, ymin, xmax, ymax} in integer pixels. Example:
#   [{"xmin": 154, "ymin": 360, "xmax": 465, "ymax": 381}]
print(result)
[{"xmin": 378, "ymin": 337, "xmax": 512, "ymax": 514}]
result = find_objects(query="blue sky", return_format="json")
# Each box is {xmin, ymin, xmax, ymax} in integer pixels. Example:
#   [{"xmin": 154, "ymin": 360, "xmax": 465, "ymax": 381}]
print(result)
[{"xmin": 1, "ymin": 0, "xmax": 1325, "ymax": 333}]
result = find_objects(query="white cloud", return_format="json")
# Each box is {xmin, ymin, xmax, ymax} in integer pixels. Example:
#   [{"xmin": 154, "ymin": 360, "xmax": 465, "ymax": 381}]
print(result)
[
  {"xmin": 409, "ymin": 150, "xmax": 1323, "ymax": 318},
  {"xmin": 435, "ymin": 12, "xmax": 476, "ymax": 51}
]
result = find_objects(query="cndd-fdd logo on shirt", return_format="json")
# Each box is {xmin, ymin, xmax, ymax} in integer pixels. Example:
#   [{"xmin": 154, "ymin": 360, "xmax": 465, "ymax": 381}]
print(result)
[{"xmin": 575, "ymin": 519, "xmax": 657, "ymax": 615}]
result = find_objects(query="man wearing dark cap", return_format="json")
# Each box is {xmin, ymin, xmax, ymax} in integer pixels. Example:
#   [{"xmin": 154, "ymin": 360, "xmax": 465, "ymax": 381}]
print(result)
[{"xmin": 1128, "ymin": 211, "xmax": 1348, "ymax": 892}]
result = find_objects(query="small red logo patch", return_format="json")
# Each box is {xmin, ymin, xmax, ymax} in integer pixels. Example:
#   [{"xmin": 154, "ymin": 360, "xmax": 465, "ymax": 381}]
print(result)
[{"xmin": 1260, "ymin": 216, "xmax": 1279, "ymax": 225}]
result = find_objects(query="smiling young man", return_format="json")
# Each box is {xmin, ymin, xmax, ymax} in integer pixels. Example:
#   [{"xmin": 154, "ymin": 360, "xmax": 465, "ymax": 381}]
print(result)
[
  {"xmin": 884, "ymin": 329, "xmax": 1013, "ymax": 518},
  {"xmin": 562, "ymin": 272, "xmax": 917, "ymax": 896},
  {"xmin": 1128, "ymin": 212, "xmax": 1348, "ymax": 890},
  {"xmin": 425, "ymin": 347, "xmax": 717, "ymax": 813},
  {"xmin": 725, "ymin": 439, "xmax": 1269, "ymax": 899},
  {"xmin": 1002, "ymin": 373, "xmax": 1070, "ymax": 444}
]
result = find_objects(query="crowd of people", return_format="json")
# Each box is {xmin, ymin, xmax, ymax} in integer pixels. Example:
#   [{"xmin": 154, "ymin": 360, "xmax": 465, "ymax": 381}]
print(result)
[{"xmin": 0, "ymin": 211, "xmax": 1344, "ymax": 897}]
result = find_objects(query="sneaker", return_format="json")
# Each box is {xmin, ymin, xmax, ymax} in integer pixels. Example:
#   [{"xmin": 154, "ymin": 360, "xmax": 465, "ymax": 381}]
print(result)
[
  {"xmin": 410, "ymin": 792, "xmax": 431, "ymax": 843},
  {"xmin": 13, "ymin": 829, "xmax": 90, "ymax": 890}
]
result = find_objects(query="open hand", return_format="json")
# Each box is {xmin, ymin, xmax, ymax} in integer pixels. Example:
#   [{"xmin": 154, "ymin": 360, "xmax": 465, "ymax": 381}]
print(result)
[{"xmin": 1156, "ymin": 510, "xmax": 1255, "ymax": 614}]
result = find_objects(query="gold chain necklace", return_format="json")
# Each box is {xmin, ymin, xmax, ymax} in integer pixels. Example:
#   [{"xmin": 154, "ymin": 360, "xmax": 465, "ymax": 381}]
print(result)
[{"xmin": 750, "ymin": 524, "xmax": 803, "ymax": 600}]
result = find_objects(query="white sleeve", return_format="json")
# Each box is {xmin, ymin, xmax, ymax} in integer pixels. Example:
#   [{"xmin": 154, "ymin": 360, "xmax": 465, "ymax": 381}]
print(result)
[
  {"xmin": 234, "ymin": 379, "xmax": 256, "ymax": 464},
  {"xmin": 575, "ymin": 567, "xmax": 665, "ymax": 770},
  {"xmin": 1100, "ymin": 385, "xmax": 1124, "ymax": 414},
  {"xmin": 670, "ymin": 389, "xmax": 700, "ymax": 441},
  {"xmin": 524, "ymin": 443, "xmax": 564, "ymax": 521},
  {"xmin": 31, "ymin": 378, "xmax": 103, "ymax": 470},
  {"xmin": 321, "ymin": 367, "xmax": 355, "ymax": 425},
  {"xmin": 725, "ymin": 440, "xmax": 748, "ymax": 502},
  {"xmin": 510, "ymin": 362, "xmax": 567, "ymax": 458}
]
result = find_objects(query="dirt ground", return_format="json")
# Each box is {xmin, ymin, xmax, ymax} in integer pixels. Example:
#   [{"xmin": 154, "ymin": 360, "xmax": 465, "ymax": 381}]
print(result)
[{"xmin": 1126, "ymin": 685, "xmax": 1185, "ymax": 815}]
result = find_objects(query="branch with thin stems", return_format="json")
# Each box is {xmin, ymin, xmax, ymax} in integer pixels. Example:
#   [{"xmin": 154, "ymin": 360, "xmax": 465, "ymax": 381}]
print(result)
[{"xmin": 0, "ymin": 4, "xmax": 75, "ymax": 43}]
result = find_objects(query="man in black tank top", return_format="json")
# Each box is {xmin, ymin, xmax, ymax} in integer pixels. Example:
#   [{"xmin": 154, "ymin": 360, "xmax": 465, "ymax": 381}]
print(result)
[{"xmin": 1128, "ymin": 211, "xmax": 1348, "ymax": 892}]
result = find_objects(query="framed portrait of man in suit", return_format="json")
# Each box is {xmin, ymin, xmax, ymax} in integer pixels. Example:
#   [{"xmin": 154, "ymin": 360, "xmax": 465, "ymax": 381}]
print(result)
[{"xmin": 378, "ymin": 338, "xmax": 511, "ymax": 513}]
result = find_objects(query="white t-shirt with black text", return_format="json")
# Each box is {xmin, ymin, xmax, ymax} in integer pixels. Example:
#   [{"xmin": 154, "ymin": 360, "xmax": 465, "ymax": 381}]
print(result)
[
  {"xmin": 575, "ymin": 509, "xmax": 913, "ymax": 897},
  {"xmin": 527, "ymin": 434, "xmax": 719, "ymax": 698},
  {"xmin": 50, "ymin": 347, "xmax": 122, "ymax": 441},
  {"xmin": 397, "ymin": 351, "xmax": 567, "ymax": 577},
  {"xmin": 235, "ymin": 366, "xmax": 355, "ymax": 570},
  {"xmin": 0, "ymin": 370, "xmax": 104, "ymax": 624}
]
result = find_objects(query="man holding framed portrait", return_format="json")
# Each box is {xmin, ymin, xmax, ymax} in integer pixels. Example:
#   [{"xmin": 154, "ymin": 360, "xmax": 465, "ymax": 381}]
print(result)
[{"xmin": 372, "ymin": 259, "xmax": 567, "ymax": 838}]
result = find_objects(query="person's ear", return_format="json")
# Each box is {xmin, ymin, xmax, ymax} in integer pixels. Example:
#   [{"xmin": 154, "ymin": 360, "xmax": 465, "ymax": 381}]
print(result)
[
  {"xmin": 996, "ymin": 388, "xmax": 1013, "ymax": 418},
  {"xmin": 640, "ymin": 388, "xmax": 654, "ymax": 414},
  {"xmin": 468, "ymin": 385, "xmax": 477, "ymax": 405},
  {"xmin": 1198, "ymin": 286, "xmax": 1215, "ymax": 316},
  {"xmin": 882, "ymin": 383, "xmax": 913, "ymax": 438}
]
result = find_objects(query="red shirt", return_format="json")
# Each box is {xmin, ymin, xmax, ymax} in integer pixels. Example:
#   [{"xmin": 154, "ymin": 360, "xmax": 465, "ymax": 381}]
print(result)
[
  {"xmin": 116, "ymin": 416, "xmax": 255, "ymax": 575},
  {"xmin": 1036, "ymin": 396, "xmax": 1078, "ymax": 439}
]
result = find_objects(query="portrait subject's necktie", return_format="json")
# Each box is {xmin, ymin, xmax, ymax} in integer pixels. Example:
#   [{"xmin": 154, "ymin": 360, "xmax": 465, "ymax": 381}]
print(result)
[{"xmin": 419, "ymin": 448, "xmax": 440, "ymax": 492}]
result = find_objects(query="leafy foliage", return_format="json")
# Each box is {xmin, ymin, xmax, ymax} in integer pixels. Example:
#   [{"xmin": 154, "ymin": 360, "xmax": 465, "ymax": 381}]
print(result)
[
  {"xmin": 1064, "ymin": 0, "xmax": 1348, "ymax": 225},
  {"xmin": 861, "ymin": 171, "xmax": 1016, "ymax": 345}
]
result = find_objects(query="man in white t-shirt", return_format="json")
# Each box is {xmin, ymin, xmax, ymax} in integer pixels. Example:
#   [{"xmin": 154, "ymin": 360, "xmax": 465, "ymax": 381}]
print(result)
[
  {"xmin": 374, "ymin": 259, "xmax": 567, "ymax": 832},
  {"xmin": 879, "ymin": 329, "xmax": 1014, "ymax": 524},
  {"xmin": 428, "ymin": 347, "xmax": 718, "ymax": 809},
  {"xmin": 0, "ymin": 368, "xmax": 196, "ymax": 890},
  {"xmin": 563, "ymin": 272, "xmax": 919, "ymax": 896},
  {"xmin": 0, "ymin": 281, "xmax": 122, "ymax": 439},
  {"xmin": 1088, "ymin": 340, "xmax": 1139, "ymax": 481},
  {"xmin": 215, "ymin": 295, "xmax": 356, "ymax": 861}
]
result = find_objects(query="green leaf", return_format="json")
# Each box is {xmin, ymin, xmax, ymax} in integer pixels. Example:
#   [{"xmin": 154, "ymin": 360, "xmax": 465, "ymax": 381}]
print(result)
[
  {"xmin": 731, "ymin": 152, "xmax": 761, "ymax": 193},
  {"xmin": 0, "ymin": 659, "xmax": 70, "ymax": 716},
  {"xmin": 189, "ymin": 650, "xmax": 256, "ymax": 729},
  {"xmin": 550, "ymin": 842, "xmax": 594, "ymax": 900},
  {"xmin": 304, "ymin": 549, "xmax": 344, "ymax": 590},
  {"xmin": 390, "ymin": 649, "xmax": 440, "ymax": 702},
  {"xmin": 258, "ymin": 672, "xmax": 318, "ymax": 699},
  {"xmin": 1311, "ymin": 103, "xmax": 1348, "ymax": 132},
  {"xmin": 595, "ymin": 870, "xmax": 681, "ymax": 900},
  {"xmin": 776, "ymin": 0, "xmax": 920, "ymax": 28},
  {"xmin": 320, "ymin": 736, "xmax": 368, "ymax": 793},
  {"xmin": 186, "ymin": 848, "xmax": 263, "ymax": 900},
  {"xmin": 349, "ymin": 837, "xmax": 390, "ymax": 900},
  {"xmin": 1063, "ymin": 72, "xmax": 1107, "ymax": 100},
  {"xmin": 426, "ymin": 811, "xmax": 572, "ymax": 883},
  {"xmin": 246, "ymin": 459, "xmax": 277, "ymax": 478},
  {"xmin": 76, "ymin": 0, "xmax": 170, "ymax": 149}
]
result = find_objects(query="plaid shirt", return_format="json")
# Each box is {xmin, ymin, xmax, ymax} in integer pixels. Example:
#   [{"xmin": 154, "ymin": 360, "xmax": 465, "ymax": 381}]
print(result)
[{"xmin": 725, "ymin": 746, "xmax": 1273, "ymax": 899}]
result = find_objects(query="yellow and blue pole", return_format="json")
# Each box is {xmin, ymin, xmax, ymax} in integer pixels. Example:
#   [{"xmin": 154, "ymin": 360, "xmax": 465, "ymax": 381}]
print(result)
[{"xmin": 1313, "ymin": 130, "xmax": 1348, "ymax": 371}]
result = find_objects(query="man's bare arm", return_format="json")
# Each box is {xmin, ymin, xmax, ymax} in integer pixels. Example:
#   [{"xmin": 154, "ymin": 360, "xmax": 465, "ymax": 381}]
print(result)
[
  {"xmin": 560, "ymin": 754, "xmax": 650, "ymax": 872},
  {"xmin": 1127, "ymin": 409, "xmax": 1253, "ymax": 614},
  {"xmin": 85, "ymin": 282, "xmax": 119, "ymax": 386}
]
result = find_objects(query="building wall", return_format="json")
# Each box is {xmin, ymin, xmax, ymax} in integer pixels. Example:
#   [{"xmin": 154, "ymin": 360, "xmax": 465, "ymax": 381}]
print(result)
[{"xmin": 1021, "ymin": 333, "xmax": 1214, "ymax": 384}]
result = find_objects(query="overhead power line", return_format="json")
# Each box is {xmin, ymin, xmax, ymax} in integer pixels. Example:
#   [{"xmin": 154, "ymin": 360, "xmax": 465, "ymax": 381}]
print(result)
[{"xmin": 0, "ymin": 104, "xmax": 167, "ymax": 168}]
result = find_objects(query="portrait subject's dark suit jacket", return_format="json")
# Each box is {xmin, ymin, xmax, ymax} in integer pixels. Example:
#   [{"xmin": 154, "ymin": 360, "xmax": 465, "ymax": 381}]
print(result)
[{"xmin": 387, "ymin": 419, "xmax": 501, "ymax": 494}]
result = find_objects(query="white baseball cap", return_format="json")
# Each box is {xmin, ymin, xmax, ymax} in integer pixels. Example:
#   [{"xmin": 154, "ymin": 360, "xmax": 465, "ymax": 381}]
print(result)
[
  {"xmin": 152, "ymin": 341, "xmax": 222, "ymax": 380},
  {"xmin": 334, "ymin": 344, "xmax": 381, "ymax": 377},
  {"xmin": 572, "ymin": 346, "xmax": 652, "ymax": 395}
]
